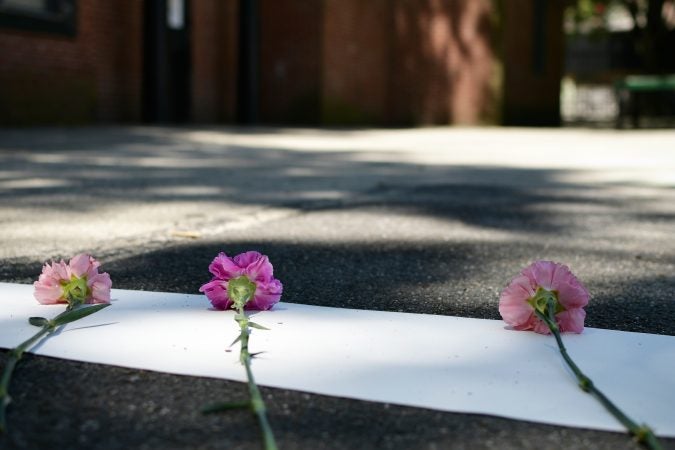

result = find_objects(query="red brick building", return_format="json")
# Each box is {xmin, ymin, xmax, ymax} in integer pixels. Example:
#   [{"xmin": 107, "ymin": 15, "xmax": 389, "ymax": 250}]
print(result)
[{"xmin": 0, "ymin": 0, "xmax": 562, "ymax": 126}]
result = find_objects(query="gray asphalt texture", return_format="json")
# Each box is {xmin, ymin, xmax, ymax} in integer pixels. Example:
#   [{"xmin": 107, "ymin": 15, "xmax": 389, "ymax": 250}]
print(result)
[{"xmin": 0, "ymin": 126, "xmax": 674, "ymax": 449}]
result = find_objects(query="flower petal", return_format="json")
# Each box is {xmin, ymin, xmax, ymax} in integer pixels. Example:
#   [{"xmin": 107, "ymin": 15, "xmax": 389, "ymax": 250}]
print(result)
[
  {"xmin": 208, "ymin": 253, "xmax": 242, "ymax": 280},
  {"xmin": 69, "ymin": 254, "xmax": 93, "ymax": 278},
  {"xmin": 556, "ymin": 308, "xmax": 586, "ymax": 333},
  {"xmin": 233, "ymin": 251, "xmax": 264, "ymax": 269},
  {"xmin": 88, "ymin": 272, "xmax": 112, "ymax": 304},
  {"xmin": 244, "ymin": 254, "xmax": 274, "ymax": 283},
  {"xmin": 200, "ymin": 279, "xmax": 233, "ymax": 310},
  {"xmin": 33, "ymin": 262, "xmax": 68, "ymax": 304},
  {"xmin": 532, "ymin": 318, "xmax": 552, "ymax": 335},
  {"xmin": 556, "ymin": 280, "xmax": 590, "ymax": 309},
  {"xmin": 510, "ymin": 312, "xmax": 547, "ymax": 333},
  {"xmin": 52, "ymin": 260, "xmax": 70, "ymax": 280},
  {"xmin": 248, "ymin": 279, "xmax": 283, "ymax": 310},
  {"xmin": 33, "ymin": 280, "xmax": 64, "ymax": 304},
  {"xmin": 524, "ymin": 260, "xmax": 557, "ymax": 290},
  {"xmin": 499, "ymin": 275, "xmax": 535, "ymax": 328},
  {"xmin": 549, "ymin": 263, "xmax": 572, "ymax": 289}
]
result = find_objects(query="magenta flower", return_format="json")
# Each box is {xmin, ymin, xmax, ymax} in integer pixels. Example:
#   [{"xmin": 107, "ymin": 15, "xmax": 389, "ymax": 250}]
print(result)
[
  {"xmin": 200, "ymin": 252, "xmax": 281, "ymax": 447},
  {"xmin": 499, "ymin": 260, "xmax": 589, "ymax": 334},
  {"xmin": 33, "ymin": 253, "xmax": 112, "ymax": 306},
  {"xmin": 199, "ymin": 251, "xmax": 283, "ymax": 311}
]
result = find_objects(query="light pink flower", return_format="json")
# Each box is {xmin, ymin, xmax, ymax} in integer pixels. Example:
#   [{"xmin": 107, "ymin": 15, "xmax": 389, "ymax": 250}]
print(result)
[
  {"xmin": 33, "ymin": 254, "xmax": 112, "ymax": 305},
  {"xmin": 499, "ymin": 260, "xmax": 589, "ymax": 334},
  {"xmin": 199, "ymin": 251, "xmax": 283, "ymax": 311}
]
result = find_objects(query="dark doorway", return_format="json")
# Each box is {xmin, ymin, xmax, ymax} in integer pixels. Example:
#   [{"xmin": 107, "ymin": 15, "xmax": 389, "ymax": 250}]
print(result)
[
  {"xmin": 143, "ymin": 0, "xmax": 191, "ymax": 123},
  {"xmin": 236, "ymin": 0, "xmax": 259, "ymax": 124}
]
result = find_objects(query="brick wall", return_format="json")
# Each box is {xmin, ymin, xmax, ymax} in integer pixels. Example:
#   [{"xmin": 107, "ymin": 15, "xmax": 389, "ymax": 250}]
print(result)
[
  {"xmin": 259, "ymin": 0, "xmax": 323, "ymax": 124},
  {"xmin": 258, "ymin": 0, "xmax": 497, "ymax": 126},
  {"xmin": 191, "ymin": 0, "xmax": 238, "ymax": 123},
  {"xmin": 0, "ymin": 0, "xmax": 499, "ymax": 126},
  {"xmin": 321, "ymin": 0, "xmax": 390, "ymax": 125},
  {"xmin": 0, "ymin": 0, "xmax": 142, "ymax": 125},
  {"xmin": 322, "ymin": 0, "xmax": 497, "ymax": 126}
]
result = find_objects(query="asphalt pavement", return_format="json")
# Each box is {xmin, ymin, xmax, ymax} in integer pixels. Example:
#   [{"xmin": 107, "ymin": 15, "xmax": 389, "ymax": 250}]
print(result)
[{"xmin": 0, "ymin": 126, "xmax": 674, "ymax": 449}]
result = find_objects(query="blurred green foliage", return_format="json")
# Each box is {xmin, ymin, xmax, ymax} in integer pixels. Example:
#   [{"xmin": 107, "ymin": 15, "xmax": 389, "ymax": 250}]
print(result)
[{"xmin": 566, "ymin": 0, "xmax": 675, "ymax": 71}]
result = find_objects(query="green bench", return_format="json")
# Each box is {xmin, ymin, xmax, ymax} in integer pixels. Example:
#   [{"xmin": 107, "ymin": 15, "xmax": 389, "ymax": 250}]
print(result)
[{"xmin": 615, "ymin": 75, "xmax": 675, "ymax": 128}]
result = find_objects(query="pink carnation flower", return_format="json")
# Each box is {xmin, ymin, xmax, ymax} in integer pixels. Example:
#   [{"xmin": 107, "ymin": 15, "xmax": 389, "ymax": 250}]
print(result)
[
  {"xmin": 199, "ymin": 251, "xmax": 283, "ymax": 311},
  {"xmin": 499, "ymin": 260, "xmax": 589, "ymax": 334},
  {"xmin": 33, "ymin": 254, "xmax": 112, "ymax": 305}
]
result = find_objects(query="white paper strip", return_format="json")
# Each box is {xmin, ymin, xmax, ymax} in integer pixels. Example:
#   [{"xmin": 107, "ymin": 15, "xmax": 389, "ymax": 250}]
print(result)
[{"xmin": 1, "ymin": 282, "xmax": 673, "ymax": 436}]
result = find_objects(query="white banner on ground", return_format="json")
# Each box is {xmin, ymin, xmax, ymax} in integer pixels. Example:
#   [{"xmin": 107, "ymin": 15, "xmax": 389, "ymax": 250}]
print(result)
[{"xmin": 1, "ymin": 282, "xmax": 673, "ymax": 436}]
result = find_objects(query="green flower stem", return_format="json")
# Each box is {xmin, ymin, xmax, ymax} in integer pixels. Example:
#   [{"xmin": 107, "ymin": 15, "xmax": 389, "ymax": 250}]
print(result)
[
  {"xmin": 535, "ymin": 298, "xmax": 663, "ymax": 450},
  {"xmin": 235, "ymin": 305, "xmax": 278, "ymax": 450},
  {"xmin": 0, "ymin": 303, "xmax": 109, "ymax": 434},
  {"xmin": 0, "ymin": 324, "xmax": 53, "ymax": 433}
]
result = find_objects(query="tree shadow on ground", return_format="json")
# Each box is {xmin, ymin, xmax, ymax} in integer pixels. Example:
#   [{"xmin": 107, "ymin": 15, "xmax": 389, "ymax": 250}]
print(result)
[
  {"xmin": 0, "ymin": 127, "xmax": 673, "ymax": 335},
  {"xmin": 0, "ymin": 127, "xmax": 660, "ymax": 237},
  {"xmin": 1, "ymin": 128, "xmax": 674, "ymax": 450},
  {"xmin": 2, "ymin": 239, "xmax": 672, "ymax": 336}
]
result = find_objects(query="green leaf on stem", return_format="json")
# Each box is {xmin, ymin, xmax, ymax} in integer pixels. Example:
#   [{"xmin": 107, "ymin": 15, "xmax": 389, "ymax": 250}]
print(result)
[
  {"xmin": 248, "ymin": 322, "xmax": 270, "ymax": 331},
  {"xmin": 28, "ymin": 317, "xmax": 49, "ymax": 327},
  {"xmin": 230, "ymin": 334, "xmax": 243, "ymax": 347},
  {"xmin": 52, "ymin": 303, "xmax": 110, "ymax": 326}
]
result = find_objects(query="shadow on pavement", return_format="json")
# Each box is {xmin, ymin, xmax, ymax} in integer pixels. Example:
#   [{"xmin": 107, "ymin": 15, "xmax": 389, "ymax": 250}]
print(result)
[{"xmin": 2, "ymin": 240, "xmax": 673, "ymax": 336}]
